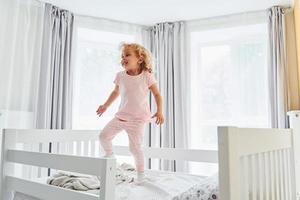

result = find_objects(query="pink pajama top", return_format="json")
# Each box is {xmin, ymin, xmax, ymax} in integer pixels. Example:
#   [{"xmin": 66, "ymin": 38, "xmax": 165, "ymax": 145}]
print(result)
[{"xmin": 114, "ymin": 70, "xmax": 157, "ymax": 123}]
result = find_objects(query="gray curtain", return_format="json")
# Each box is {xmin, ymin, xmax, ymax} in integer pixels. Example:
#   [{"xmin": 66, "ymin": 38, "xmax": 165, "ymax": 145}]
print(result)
[
  {"xmin": 144, "ymin": 22, "xmax": 189, "ymax": 172},
  {"xmin": 36, "ymin": 3, "xmax": 74, "ymax": 129},
  {"xmin": 268, "ymin": 6, "xmax": 290, "ymax": 128}
]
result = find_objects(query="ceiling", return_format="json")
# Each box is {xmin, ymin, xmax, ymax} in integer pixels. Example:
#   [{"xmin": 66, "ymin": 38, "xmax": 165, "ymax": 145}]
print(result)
[{"xmin": 39, "ymin": 0, "xmax": 293, "ymax": 26}]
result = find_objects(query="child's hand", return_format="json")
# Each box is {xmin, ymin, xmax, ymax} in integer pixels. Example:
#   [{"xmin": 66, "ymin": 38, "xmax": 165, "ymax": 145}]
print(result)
[
  {"xmin": 152, "ymin": 112, "xmax": 164, "ymax": 125},
  {"xmin": 96, "ymin": 105, "xmax": 107, "ymax": 116}
]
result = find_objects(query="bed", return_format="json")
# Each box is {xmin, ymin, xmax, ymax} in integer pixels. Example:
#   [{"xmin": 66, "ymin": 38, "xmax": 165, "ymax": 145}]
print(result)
[
  {"xmin": 1, "ymin": 111, "xmax": 300, "ymax": 200},
  {"xmin": 12, "ymin": 168, "xmax": 218, "ymax": 200}
]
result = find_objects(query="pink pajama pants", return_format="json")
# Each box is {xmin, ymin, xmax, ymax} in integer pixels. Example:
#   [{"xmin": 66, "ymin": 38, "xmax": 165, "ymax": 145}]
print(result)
[{"xmin": 99, "ymin": 117, "xmax": 145, "ymax": 172}]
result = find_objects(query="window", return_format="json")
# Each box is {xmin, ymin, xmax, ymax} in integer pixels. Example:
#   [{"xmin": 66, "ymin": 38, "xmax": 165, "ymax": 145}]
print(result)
[
  {"xmin": 72, "ymin": 21, "xmax": 142, "ymax": 164},
  {"xmin": 72, "ymin": 28, "xmax": 134, "ymax": 131},
  {"xmin": 189, "ymin": 22, "xmax": 270, "ymax": 175}
]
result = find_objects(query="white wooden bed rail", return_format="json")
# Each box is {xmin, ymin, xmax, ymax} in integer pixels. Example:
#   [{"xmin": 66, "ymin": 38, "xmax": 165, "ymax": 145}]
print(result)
[
  {"xmin": 114, "ymin": 145, "xmax": 218, "ymax": 163},
  {"xmin": 0, "ymin": 129, "xmax": 218, "ymax": 200},
  {"xmin": 2, "ymin": 129, "xmax": 218, "ymax": 163},
  {"xmin": 0, "ymin": 129, "xmax": 116, "ymax": 200},
  {"xmin": 5, "ymin": 176, "xmax": 99, "ymax": 200},
  {"xmin": 218, "ymin": 110, "xmax": 300, "ymax": 200},
  {"xmin": 288, "ymin": 110, "xmax": 300, "ymax": 199}
]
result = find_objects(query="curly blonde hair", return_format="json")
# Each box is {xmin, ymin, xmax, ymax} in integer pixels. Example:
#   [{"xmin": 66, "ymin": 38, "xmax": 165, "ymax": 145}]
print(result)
[{"xmin": 120, "ymin": 42, "xmax": 153, "ymax": 73}]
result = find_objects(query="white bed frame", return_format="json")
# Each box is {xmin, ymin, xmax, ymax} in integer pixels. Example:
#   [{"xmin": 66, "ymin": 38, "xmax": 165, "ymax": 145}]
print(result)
[
  {"xmin": 219, "ymin": 110, "xmax": 300, "ymax": 200},
  {"xmin": 0, "ymin": 111, "xmax": 300, "ymax": 200}
]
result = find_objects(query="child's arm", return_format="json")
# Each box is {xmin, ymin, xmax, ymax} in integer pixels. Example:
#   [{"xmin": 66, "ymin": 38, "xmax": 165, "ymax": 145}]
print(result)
[
  {"xmin": 149, "ymin": 84, "xmax": 164, "ymax": 124},
  {"xmin": 96, "ymin": 85, "xmax": 120, "ymax": 116}
]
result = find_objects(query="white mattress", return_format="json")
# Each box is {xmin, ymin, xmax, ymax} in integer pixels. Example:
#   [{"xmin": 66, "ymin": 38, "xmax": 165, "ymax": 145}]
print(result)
[{"xmin": 12, "ymin": 170, "xmax": 218, "ymax": 200}]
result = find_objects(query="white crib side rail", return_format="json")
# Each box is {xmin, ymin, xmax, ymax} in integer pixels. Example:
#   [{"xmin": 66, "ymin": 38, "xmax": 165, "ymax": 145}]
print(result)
[
  {"xmin": 4, "ymin": 129, "xmax": 219, "ymax": 163},
  {"xmin": 4, "ymin": 129, "xmax": 99, "ymax": 143},
  {"xmin": 114, "ymin": 146, "xmax": 218, "ymax": 163},
  {"xmin": 6, "ymin": 176, "xmax": 99, "ymax": 200},
  {"xmin": 6, "ymin": 150, "xmax": 114, "ymax": 177},
  {"xmin": 218, "ymin": 126, "xmax": 295, "ymax": 200},
  {"xmin": 0, "ymin": 129, "xmax": 115, "ymax": 200},
  {"xmin": 218, "ymin": 127, "xmax": 241, "ymax": 200},
  {"xmin": 288, "ymin": 111, "xmax": 300, "ymax": 200}
]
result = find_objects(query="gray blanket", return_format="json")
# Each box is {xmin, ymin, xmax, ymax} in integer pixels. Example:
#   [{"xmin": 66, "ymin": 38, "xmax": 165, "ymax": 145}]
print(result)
[{"xmin": 47, "ymin": 163, "xmax": 135, "ymax": 191}]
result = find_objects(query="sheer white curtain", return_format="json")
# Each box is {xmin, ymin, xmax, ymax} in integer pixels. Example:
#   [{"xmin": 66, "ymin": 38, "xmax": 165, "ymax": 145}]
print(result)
[
  {"xmin": 71, "ymin": 15, "xmax": 145, "ymax": 162},
  {"xmin": 186, "ymin": 11, "xmax": 270, "ymax": 175},
  {"xmin": 0, "ymin": 0, "xmax": 44, "ymax": 129}
]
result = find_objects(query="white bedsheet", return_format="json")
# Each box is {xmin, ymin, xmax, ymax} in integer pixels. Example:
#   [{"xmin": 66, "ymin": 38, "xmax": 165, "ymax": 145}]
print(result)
[{"xmin": 12, "ymin": 170, "xmax": 218, "ymax": 200}]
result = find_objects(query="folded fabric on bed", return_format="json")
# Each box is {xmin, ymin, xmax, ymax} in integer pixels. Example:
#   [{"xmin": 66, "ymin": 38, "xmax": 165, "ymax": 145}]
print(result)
[
  {"xmin": 47, "ymin": 172, "xmax": 99, "ymax": 190},
  {"xmin": 47, "ymin": 163, "xmax": 135, "ymax": 190}
]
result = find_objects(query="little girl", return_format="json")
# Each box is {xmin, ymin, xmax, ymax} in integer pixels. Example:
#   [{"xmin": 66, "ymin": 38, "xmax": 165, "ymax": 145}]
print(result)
[{"xmin": 96, "ymin": 43, "xmax": 164, "ymax": 183}]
